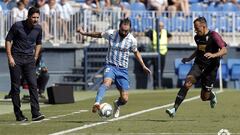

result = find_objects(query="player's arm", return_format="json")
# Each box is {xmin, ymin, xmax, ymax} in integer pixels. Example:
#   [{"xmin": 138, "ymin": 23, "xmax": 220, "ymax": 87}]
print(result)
[
  {"xmin": 77, "ymin": 27, "xmax": 102, "ymax": 38},
  {"xmin": 35, "ymin": 28, "xmax": 43, "ymax": 60},
  {"xmin": 204, "ymin": 32, "xmax": 227, "ymax": 59},
  {"xmin": 34, "ymin": 44, "xmax": 42, "ymax": 60},
  {"xmin": 5, "ymin": 41, "xmax": 15, "ymax": 67},
  {"xmin": 5, "ymin": 23, "xmax": 16, "ymax": 67},
  {"xmin": 182, "ymin": 49, "xmax": 197, "ymax": 63},
  {"xmin": 133, "ymin": 51, "xmax": 151, "ymax": 74}
]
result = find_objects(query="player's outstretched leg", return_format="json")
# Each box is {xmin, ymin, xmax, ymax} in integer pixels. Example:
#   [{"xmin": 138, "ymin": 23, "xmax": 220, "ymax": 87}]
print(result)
[{"xmin": 92, "ymin": 84, "xmax": 108, "ymax": 113}]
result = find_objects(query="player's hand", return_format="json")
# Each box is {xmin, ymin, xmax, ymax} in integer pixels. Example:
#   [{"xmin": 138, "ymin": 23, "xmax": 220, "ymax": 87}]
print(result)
[
  {"xmin": 204, "ymin": 52, "xmax": 216, "ymax": 59},
  {"xmin": 181, "ymin": 58, "xmax": 191, "ymax": 64},
  {"xmin": 143, "ymin": 66, "xmax": 151, "ymax": 74},
  {"xmin": 8, "ymin": 56, "xmax": 15, "ymax": 67},
  {"xmin": 77, "ymin": 27, "xmax": 85, "ymax": 35}
]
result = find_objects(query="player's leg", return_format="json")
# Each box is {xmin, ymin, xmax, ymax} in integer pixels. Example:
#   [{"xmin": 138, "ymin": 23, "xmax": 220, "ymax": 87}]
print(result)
[
  {"xmin": 9, "ymin": 62, "xmax": 27, "ymax": 121},
  {"xmin": 113, "ymin": 68, "xmax": 129, "ymax": 118},
  {"xmin": 200, "ymin": 65, "xmax": 218, "ymax": 108},
  {"xmin": 24, "ymin": 57, "xmax": 45, "ymax": 121},
  {"xmin": 92, "ymin": 65, "xmax": 114, "ymax": 113},
  {"xmin": 166, "ymin": 64, "xmax": 201, "ymax": 117}
]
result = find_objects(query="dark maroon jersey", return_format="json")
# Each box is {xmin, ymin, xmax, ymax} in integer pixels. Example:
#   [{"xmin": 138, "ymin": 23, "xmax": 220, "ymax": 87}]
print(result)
[{"xmin": 194, "ymin": 30, "xmax": 227, "ymax": 66}]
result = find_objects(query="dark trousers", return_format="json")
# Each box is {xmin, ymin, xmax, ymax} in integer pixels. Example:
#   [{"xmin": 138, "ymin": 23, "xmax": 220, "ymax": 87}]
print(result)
[
  {"xmin": 37, "ymin": 72, "xmax": 49, "ymax": 94},
  {"xmin": 9, "ymin": 55, "xmax": 41, "ymax": 118}
]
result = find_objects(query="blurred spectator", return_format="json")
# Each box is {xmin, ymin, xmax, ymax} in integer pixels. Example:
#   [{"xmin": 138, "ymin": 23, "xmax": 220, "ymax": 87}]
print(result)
[
  {"xmin": 0, "ymin": 0, "xmax": 17, "ymax": 14},
  {"xmin": 147, "ymin": 0, "xmax": 168, "ymax": 15},
  {"xmin": 12, "ymin": 1, "xmax": 28, "ymax": 22},
  {"xmin": 41, "ymin": 0, "xmax": 62, "ymax": 40},
  {"xmin": 145, "ymin": 21, "xmax": 172, "ymax": 88},
  {"xmin": 59, "ymin": 0, "xmax": 75, "ymax": 40},
  {"xmin": 167, "ymin": 0, "xmax": 190, "ymax": 17},
  {"xmin": 20, "ymin": 0, "xmax": 31, "ymax": 9},
  {"xmin": 81, "ymin": 0, "xmax": 100, "ymax": 13}
]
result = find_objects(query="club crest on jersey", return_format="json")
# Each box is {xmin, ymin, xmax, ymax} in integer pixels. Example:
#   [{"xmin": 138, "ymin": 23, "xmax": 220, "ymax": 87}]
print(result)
[{"xmin": 198, "ymin": 44, "xmax": 207, "ymax": 52}]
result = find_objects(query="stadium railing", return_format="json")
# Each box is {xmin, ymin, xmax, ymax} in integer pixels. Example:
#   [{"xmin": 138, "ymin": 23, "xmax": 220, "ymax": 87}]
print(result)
[{"xmin": 0, "ymin": 10, "xmax": 240, "ymax": 46}]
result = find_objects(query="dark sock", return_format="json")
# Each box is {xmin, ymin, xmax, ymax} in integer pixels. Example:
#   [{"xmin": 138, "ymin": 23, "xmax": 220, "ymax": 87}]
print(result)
[
  {"xmin": 116, "ymin": 97, "xmax": 126, "ymax": 106},
  {"xmin": 174, "ymin": 86, "xmax": 189, "ymax": 111},
  {"xmin": 209, "ymin": 91, "xmax": 215, "ymax": 100}
]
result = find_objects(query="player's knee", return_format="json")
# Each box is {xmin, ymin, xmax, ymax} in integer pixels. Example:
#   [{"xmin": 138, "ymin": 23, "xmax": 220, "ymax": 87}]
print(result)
[
  {"xmin": 184, "ymin": 75, "xmax": 196, "ymax": 89},
  {"xmin": 201, "ymin": 94, "xmax": 208, "ymax": 101}
]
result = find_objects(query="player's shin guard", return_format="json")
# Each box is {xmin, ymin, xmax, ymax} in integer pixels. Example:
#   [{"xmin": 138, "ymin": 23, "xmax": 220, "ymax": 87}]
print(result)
[
  {"xmin": 95, "ymin": 84, "xmax": 108, "ymax": 103},
  {"xmin": 174, "ymin": 86, "xmax": 188, "ymax": 111},
  {"xmin": 116, "ymin": 97, "xmax": 127, "ymax": 106}
]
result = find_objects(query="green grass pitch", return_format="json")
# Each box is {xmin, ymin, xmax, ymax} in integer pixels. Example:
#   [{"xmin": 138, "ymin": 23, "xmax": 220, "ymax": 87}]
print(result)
[{"xmin": 0, "ymin": 89, "xmax": 239, "ymax": 135}]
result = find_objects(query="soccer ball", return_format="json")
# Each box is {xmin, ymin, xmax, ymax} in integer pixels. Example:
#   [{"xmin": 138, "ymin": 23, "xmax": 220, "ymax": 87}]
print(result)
[{"xmin": 98, "ymin": 103, "xmax": 113, "ymax": 118}]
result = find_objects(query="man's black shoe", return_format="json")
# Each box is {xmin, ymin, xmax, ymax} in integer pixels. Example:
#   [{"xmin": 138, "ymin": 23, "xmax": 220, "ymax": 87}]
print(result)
[
  {"xmin": 4, "ymin": 94, "xmax": 11, "ymax": 99},
  {"xmin": 32, "ymin": 114, "xmax": 45, "ymax": 121},
  {"xmin": 16, "ymin": 115, "xmax": 28, "ymax": 122}
]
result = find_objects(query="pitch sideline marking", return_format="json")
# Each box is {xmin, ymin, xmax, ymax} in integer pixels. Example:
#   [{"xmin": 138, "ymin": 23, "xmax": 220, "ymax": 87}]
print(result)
[
  {"xmin": 49, "ymin": 90, "xmax": 223, "ymax": 135},
  {"xmin": 9, "ymin": 110, "xmax": 89, "ymax": 126}
]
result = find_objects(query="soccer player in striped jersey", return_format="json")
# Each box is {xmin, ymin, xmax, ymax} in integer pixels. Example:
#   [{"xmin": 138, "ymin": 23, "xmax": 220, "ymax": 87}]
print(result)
[{"xmin": 77, "ymin": 18, "xmax": 151, "ymax": 118}]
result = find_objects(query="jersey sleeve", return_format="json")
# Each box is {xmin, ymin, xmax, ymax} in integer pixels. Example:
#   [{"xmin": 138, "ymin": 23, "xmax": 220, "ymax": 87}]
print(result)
[
  {"xmin": 36, "ymin": 26, "xmax": 42, "ymax": 45},
  {"xmin": 130, "ymin": 36, "xmax": 138, "ymax": 52},
  {"xmin": 101, "ymin": 29, "xmax": 114, "ymax": 40},
  {"xmin": 212, "ymin": 31, "xmax": 227, "ymax": 48},
  {"xmin": 5, "ymin": 23, "xmax": 17, "ymax": 41}
]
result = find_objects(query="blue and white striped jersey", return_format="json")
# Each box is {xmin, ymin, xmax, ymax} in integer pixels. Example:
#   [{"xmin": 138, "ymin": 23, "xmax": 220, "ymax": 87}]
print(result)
[{"xmin": 101, "ymin": 29, "xmax": 138, "ymax": 68}]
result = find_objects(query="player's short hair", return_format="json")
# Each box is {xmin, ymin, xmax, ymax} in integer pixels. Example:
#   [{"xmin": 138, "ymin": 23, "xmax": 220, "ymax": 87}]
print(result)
[
  {"xmin": 28, "ymin": 7, "xmax": 40, "ymax": 17},
  {"xmin": 194, "ymin": 16, "xmax": 207, "ymax": 26},
  {"xmin": 119, "ymin": 18, "xmax": 131, "ymax": 28}
]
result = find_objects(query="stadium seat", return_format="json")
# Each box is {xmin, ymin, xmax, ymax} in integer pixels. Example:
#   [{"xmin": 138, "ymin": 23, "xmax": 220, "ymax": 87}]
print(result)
[
  {"xmin": 177, "ymin": 63, "xmax": 192, "ymax": 85},
  {"xmin": 227, "ymin": 58, "xmax": 240, "ymax": 73},
  {"xmin": 121, "ymin": 2, "xmax": 130, "ymax": 9},
  {"xmin": 174, "ymin": 58, "xmax": 183, "ymax": 74},
  {"xmin": 190, "ymin": 3, "xmax": 205, "ymax": 11},
  {"xmin": 230, "ymin": 64, "xmax": 240, "ymax": 89},
  {"xmin": 130, "ymin": 2, "xmax": 146, "ymax": 11},
  {"xmin": 217, "ymin": 63, "xmax": 228, "ymax": 81},
  {"xmin": 222, "ymin": 2, "xmax": 238, "ymax": 12}
]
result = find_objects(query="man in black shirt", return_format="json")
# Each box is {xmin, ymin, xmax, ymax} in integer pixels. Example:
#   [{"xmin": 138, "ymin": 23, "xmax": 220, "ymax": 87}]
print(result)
[
  {"xmin": 5, "ymin": 7, "xmax": 45, "ymax": 121},
  {"xmin": 166, "ymin": 17, "xmax": 227, "ymax": 118}
]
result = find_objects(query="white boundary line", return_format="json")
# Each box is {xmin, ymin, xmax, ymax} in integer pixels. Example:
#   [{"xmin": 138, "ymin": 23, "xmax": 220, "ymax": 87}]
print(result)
[
  {"xmin": 49, "ymin": 90, "xmax": 223, "ymax": 135},
  {"xmin": 9, "ymin": 110, "xmax": 88, "ymax": 126}
]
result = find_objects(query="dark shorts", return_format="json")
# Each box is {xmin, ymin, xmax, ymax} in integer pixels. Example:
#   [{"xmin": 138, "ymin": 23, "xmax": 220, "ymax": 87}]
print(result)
[{"xmin": 188, "ymin": 62, "xmax": 219, "ymax": 90}]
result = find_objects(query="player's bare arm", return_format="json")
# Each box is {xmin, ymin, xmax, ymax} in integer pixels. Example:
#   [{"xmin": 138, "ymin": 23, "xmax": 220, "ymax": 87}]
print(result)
[
  {"xmin": 77, "ymin": 27, "xmax": 102, "ymax": 38},
  {"xmin": 182, "ymin": 49, "xmax": 197, "ymax": 63},
  {"xmin": 133, "ymin": 51, "xmax": 151, "ymax": 74},
  {"xmin": 5, "ymin": 41, "xmax": 15, "ymax": 67},
  {"xmin": 204, "ymin": 47, "xmax": 227, "ymax": 59}
]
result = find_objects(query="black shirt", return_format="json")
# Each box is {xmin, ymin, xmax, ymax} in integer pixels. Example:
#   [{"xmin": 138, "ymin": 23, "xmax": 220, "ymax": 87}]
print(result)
[
  {"xmin": 194, "ymin": 30, "xmax": 227, "ymax": 66},
  {"xmin": 5, "ymin": 20, "xmax": 42, "ymax": 55}
]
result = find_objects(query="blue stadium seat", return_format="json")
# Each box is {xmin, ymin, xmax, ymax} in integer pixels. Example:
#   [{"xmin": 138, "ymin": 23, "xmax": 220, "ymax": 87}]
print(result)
[
  {"xmin": 222, "ymin": 2, "xmax": 238, "ymax": 12},
  {"xmin": 227, "ymin": 59, "xmax": 240, "ymax": 73},
  {"xmin": 178, "ymin": 64, "xmax": 192, "ymax": 80},
  {"xmin": 189, "ymin": 0, "xmax": 199, "ymax": 4},
  {"xmin": 121, "ymin": 2, "xmax": 130, "ymax": 9},
  {"xmin": 174, "ymin": 58, "xmax": 182, "ymax": 74},
  {"xmin": 230, "ymin": 64, "xmax": 240, "ymax": 89},
  {"xmin": 217, "ymin": 63, "xmax": 228, "ymax": 81},
  {"xmin": 190, "ymin": 3, "xmax": 205, "ymax": 11},
  {"xmin": 75, "ymin": 0, "xmax": 85, "ymax": 3},
  {"xmin": 207, "ymin": 2, "xmax": 220, "ymax": 11},
  {"xmin": 130, "ymin": 2, "xmax": 146, "ymax": 11}
]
